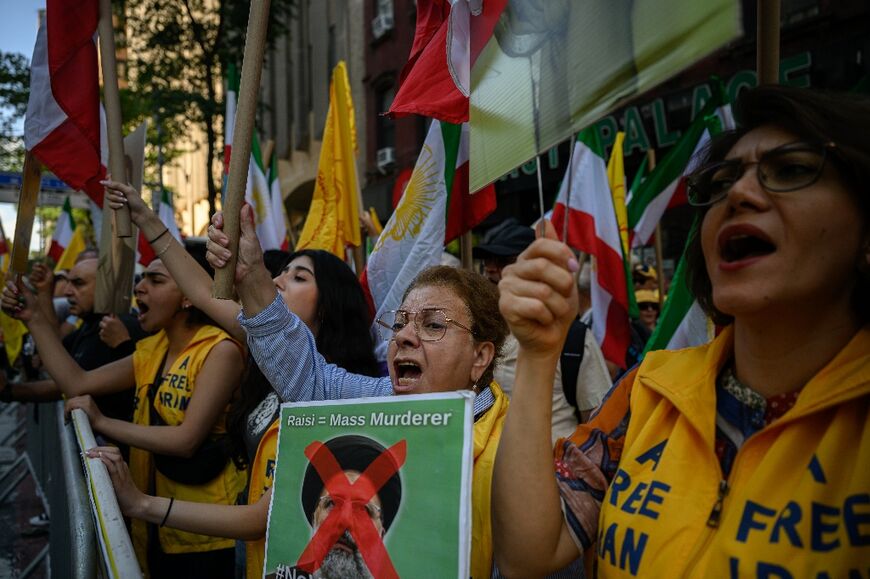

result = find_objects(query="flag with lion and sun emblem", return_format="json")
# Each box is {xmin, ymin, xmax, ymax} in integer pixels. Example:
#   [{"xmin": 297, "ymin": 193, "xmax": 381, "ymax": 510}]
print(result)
[{"xmin": 362, "ymin": 120, "xmax": 493, "ymax": 336}]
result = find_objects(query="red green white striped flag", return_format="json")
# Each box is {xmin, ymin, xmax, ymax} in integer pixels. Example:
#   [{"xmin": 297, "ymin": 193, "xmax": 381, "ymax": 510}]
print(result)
[
  {"xmin": 643, "ymin": 221, "xmax": 714, "ymax": 354},
  {"xmin": 49, "ymin": 196, "xmax": 79, "ymax": 263},
  {"xmin": 551, "ymin": 127, "xmax": 631, "ymax": 368},
  {"xmin": 627, "ymin": 93, "xmax": 732, "ymax": 248}
]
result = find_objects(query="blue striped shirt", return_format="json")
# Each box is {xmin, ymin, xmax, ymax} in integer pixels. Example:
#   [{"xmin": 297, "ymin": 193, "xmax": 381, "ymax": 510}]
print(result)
[{"xmin": 238, "ymin": 294, "xmax": 495, "ymax": 418}]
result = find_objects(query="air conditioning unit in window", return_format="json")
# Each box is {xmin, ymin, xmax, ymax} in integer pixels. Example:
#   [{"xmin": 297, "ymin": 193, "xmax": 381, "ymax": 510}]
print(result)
[
  {"xmin": 376, "ymin": 147, "xmax": 396, "ymax": 173},
  {"xmin": 371, "ymin": 13, "xmax": 394, "ymax": 40}
]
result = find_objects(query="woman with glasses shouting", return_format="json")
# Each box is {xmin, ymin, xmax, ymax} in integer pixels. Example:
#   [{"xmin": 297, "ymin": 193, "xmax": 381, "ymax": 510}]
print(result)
[
  {"xmin": 493, "ymin": 85, "xmax": 870, "ymax": 578},
  {"xmin": 205, "ymin": 205, "xmax": 510, "ymax": 579}
]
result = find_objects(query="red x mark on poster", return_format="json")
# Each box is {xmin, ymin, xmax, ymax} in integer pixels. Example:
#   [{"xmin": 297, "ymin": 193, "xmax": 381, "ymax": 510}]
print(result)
[{"xmin": 296, "ymin": 439, "xmax": 407, "ymax": 579}]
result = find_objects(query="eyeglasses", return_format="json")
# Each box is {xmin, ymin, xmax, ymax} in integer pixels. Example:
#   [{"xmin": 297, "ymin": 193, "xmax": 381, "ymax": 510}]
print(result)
[
  {"xmin": 687, "ymin": 141, "xmax": 836, "ymax": 207},
  {"xmin": 376, "ymin": 308, "xmax": 475, "ymax": 342},
  {"xmin": 638, "ymin": 302, "xmax": 659, "ymax": 312},
  {"xmin": 316, "ymin": 495, "xmax": 383, "ymax": 522}
]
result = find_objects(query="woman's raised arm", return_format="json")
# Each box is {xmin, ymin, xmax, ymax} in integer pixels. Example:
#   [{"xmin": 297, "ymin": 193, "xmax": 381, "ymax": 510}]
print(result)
[
  {"xmin": 493, "ymin": 232, "xmax": 583, "ymax": 576},
  {"xmin": 102, "ymin": 180, "xmax": 246, "ymax": 343},
  {"xmin": 1, "ymin": 280, "xmax": 136, "ymax": 397}
]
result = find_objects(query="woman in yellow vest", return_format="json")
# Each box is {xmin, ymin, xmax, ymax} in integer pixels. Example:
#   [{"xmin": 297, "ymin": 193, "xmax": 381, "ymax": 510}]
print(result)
[
  {"xmin": 4, "ymin": 253, "xmax": 246, "ymax": 578},
  {"xmin": 90, "ymin": 181, "xmax": 383, "ymax": 578},
  {"xmin": 92, "ymin": 262, "xmax": 511, "ymax": 579},
  {"xmin": 493, "ymin": 85, "xmax": 870, "ymax": 577},
  {"xmin": 204, "ymin": 204, "xmax": 513, "ymax": 578}
]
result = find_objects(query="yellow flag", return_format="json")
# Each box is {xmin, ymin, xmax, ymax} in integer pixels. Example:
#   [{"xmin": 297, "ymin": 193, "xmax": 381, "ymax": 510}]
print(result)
[
  {"xmin": 608, "ymin": 132, "xmax": 630, "ymax": 258},
  {"xmin": 368, "ymin": 207, "xmax": 383, "ymax": 237},
  {"xmin": 54, "ymin": 227, "xmax": 86, "ymax": 272},
  {"xmin": 0, "ymin": 259, "xmax": 28, "ymax": 364},
  {"xmin": 296, "ymin": 61, "xmax": 362, "ymax": 257}
]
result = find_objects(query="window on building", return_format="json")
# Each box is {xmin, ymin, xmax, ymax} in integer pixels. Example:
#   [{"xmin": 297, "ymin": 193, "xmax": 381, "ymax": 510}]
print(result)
[
  {"xmin": 376, "ymin": 84, "xmax": 396, "ymax": 151},
  {"xmin": 376, "ymin": 0, "xmax": 394, "ymax": 18}
]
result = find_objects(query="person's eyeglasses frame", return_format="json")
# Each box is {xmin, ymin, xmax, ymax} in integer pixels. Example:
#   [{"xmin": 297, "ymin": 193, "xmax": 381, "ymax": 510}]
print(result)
[
  {"xmin": 376, "ymin": 308, "xmax": 476, "ymax": 342},
  {"xmin": 687, "ymin": 140, "xmax": 837, "ymax": 207}
]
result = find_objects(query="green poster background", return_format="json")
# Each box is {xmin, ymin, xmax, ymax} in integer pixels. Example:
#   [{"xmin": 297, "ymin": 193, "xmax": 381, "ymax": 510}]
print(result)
[{"xmin": 264, "ymin": 393, "xmax": 473, "ymax": 578}]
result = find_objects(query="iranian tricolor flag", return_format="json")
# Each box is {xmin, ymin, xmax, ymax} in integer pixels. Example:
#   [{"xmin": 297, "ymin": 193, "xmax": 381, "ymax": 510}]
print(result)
[
  {"xmin": 24, "ymin": 0, "xmax": 106, "ymax": 207},
  {"xmin": 268, "ymin": 150, "xmax": 289, "ymax": 251},
  {"xmin": 224, "ymin": 64, "xmax": 284, "ymax": 251},
  {"xmin": 643, "ymin": 221, "xmax": 713, "ymax": 355},
  {"xmin": 245, "ymin": 135, "xmax": 283, "ymax": 251},
  {"xmin": 49, "ymin": 196, "xmax": 85, "ymax": 269},
  {"xmin": 551, "ymin": 127, "xmax": 630, "ymax": 368},
  {"xmin": 363, "ymin": 121, "xmax": 492, "ymax": 327},
  {"xmin": 389, "ymin": 0, "xmax": 507, "ymax": 123},
  {"xmin": 628, "ymin": 93, "xmax": 733, "ymax": 248},
  {"xmin": 137, "ymin": 190, "xmax": 182, "ymax": 266},
  {"xmin": 223, "ymin": 63, "xmax": 238, "ymax": 196}
]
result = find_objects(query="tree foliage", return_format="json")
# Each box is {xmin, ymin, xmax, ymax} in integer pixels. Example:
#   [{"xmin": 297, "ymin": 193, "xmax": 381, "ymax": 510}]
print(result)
[
  {"xmin": 0, "ymin": 51, "xmax": 30, "ymax": 172},
  {"xmin": 123, "ymin": 0, "xmax": 295, "ymax": 215}
]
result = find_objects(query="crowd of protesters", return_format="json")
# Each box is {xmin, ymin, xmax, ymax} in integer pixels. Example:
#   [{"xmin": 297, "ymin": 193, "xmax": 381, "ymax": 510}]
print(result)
[{"xmin": 1, "ymin": 84, "xmax": 867, "ymax": 578}]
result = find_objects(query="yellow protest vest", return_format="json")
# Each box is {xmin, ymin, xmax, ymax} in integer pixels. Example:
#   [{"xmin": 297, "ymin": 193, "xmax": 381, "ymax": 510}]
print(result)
[
  {"xmin": 246, "ymin": 418, "xmax": 279, "ymax": 579},
  {"xmin": 129, "ymin": 325, "xmax": 246, "ymax": 571},
  {"xmin": 471, "ymin": 382, "xmax": 509, "ymax": 579},
  {"xmin": 593, "ymin": 325, "xmax": 870, "ymax": 578}
]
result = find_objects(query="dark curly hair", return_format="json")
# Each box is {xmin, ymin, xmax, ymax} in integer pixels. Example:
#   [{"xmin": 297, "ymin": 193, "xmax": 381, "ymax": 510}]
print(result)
[
  {"xmin": 685, "ymin": 85, "xmax": 870, "ymax": 325},
  {"xmin": 402, "ymin": 266, "xmax": 509, "ymax": 388},
  {"xmin": 227, "ymin": 249, "xmax": 380, "ymax": 469}
]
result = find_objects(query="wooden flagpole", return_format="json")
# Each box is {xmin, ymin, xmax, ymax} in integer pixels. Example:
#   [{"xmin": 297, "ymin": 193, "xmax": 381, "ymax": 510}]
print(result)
[
  {"xmin": 10, "ymin": 152, "xmax": 42, "ymax": 276},
  {"xmin": 646, "ymin": 149, "xmax": 666, "ymax": 308},
  {"xmin": 214, "ymin": 0, "xmax": 271, "ymax": 299},
  {"xmin": 98, "ymin": 0, "xmax": 131, "ymax": 238},
  {"xmin": 757, "ymin": 0, "xmax": 781, "ymax": 85},
  {"xmin": 460, "ymin": 232, "xmax": 473, "ymax": 271}
]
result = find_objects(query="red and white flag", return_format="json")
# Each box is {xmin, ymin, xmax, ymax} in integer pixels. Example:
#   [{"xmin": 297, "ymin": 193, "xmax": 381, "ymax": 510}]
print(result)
[
  {"xmin": 388, "ymin": 0, "xmax": 507, "ymax": 123},
  {"xmin": 552, "ymin": 127, "xmax": 630, "ymax": 369},
  {"xmin": 24, "ymin": 0, "xmax": 106, "ymax": 207},
  {"xmin": 137, "ymin": 190, "xmax": 183, "ymax": 266},
  {"xmin": 49, "ymin": 196, "xmax": 78, "ymax": 262}
]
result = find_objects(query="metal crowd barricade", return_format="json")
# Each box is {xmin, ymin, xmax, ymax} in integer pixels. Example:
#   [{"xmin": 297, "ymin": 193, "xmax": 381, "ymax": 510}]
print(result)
[
  {"xmin": 18, "ymin": 401, "xmax": 98, "ymax": 578},
  {"xmin": 16, "ymin": 401, "xmax": 141, "ymax": 578},
  {"xmin": 69, "ymin": 408, "xmax": 142, "ymax": 578}
]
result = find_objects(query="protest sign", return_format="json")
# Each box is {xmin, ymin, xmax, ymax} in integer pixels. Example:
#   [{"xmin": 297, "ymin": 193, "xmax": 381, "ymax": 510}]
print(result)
[
  {"xmin": 264, "ymin": 392, "xmax": 474, "ymax": 579},
  {"xmin": 469, "ymin": 0, "xmax": 742, "ymax": 192}
]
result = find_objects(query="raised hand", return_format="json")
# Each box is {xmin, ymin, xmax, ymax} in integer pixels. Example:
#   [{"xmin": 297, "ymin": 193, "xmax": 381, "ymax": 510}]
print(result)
[
  {"xmin": 1, "ymin": 279, "xmax": 38, "ymax": 323},
  {"xmin": 29, "ymin": 263, "xmax": 55, "ymax": 296},
  {"xmin": 99, "ymin": 314, "xmax": 131, "ymax": 348},
  {"xmin": 206, "ymin": 205, "xmax": 265, "ymax": 286},
  {"xmin": 101, "ymin": 179, "xmax": 151, "ymax": 223},
  {"xmin": 498, "ymin": 220, "xmax": 579, "ymax": 357}
]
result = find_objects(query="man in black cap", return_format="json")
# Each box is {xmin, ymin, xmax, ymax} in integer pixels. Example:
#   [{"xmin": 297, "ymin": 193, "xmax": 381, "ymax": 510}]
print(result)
[
  {"xmin": 295, "ymin": 435, "xmax": 402, "ymax": 579},
  {"xmin": 472, "ymin": 218, "xmax": 536, "ymax": 284}
]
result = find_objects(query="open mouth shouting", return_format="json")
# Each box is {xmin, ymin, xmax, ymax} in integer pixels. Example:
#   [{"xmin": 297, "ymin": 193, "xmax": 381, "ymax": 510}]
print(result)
[
  {"xmin": 392, "ymin": 358, "xmax": 422, "ymax": 392},
  {"xmin": 718, "ymin": 224, "xmax": 777, "ymax": 271},
  {"xmin": 136, "ymin": 300, "xmax": 150, "ymax": 324}
]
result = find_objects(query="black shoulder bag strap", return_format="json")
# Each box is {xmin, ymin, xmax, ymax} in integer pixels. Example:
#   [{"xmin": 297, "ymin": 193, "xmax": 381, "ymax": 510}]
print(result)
[
  {"xmin": 147, "ymin": 352, "xmax": 170, "ymax": 427},
  {"xmin": 560, "ymin": 318, "xmax": 587, "ymax": 414}
]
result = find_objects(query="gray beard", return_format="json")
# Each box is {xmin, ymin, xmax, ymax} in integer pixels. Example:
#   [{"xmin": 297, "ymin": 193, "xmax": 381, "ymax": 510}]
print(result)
[{"xmin": 314, "ymin": 531, "xmax": 373, "ymax": 579}]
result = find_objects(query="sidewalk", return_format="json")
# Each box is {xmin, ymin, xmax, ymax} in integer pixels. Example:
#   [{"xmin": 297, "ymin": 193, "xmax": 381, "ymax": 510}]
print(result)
[{"xmin": 0, "ymin": 404, "xmax": 49, "ymax": 579}]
